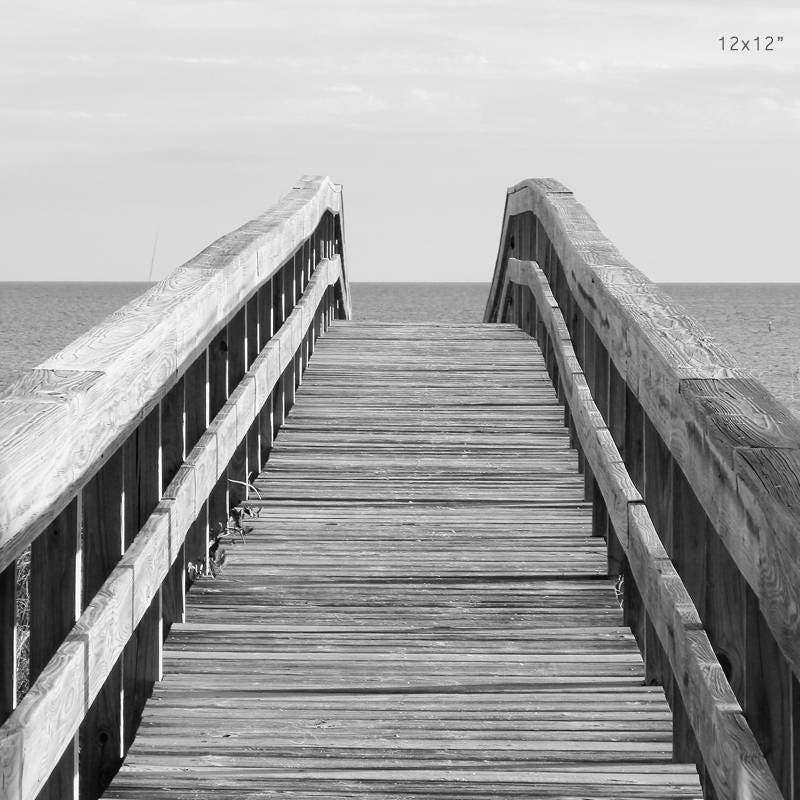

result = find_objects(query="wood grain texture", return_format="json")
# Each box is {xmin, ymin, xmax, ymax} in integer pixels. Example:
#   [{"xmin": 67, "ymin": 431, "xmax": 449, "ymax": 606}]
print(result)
[
  {"xmin": 485, "ymin": 181, "xmax": 800, "ymax": 688},
  {"xmin": 0, "ymin": 257, "xmax": 345, "ymax": 800},
  {"xmin": 0, "ymin": 177, "xmax": 347, "ymax": 573},
  {"xmin": 105, "ymin": 321, "xmax": 700, "ymax": 800},
  {"xmin": 80, "ymin": 449, "xmax": 125, "ymax": 797},
  {"xmin": 0, "ymin": 563, "xmax": 15, "ymax": 724},
  {"xmin": 29, "ymin": 500, "xmax": 79, "ymax": 800},
  {"xmin": 503, "ymin": 259, "xmax": 780, "ymax": 800}
]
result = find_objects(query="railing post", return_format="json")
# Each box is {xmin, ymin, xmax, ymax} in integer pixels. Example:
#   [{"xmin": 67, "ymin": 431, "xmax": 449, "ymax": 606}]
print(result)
[
  {"xmin": 207, "ymin": 324, "xmax": 230, "ymax": 559},
  {"xmin": 79, "ymin": 447, "xmax": 125, "ymax": 798},
  {"xmin": 161, "ymin": 377, "xmax": 186, "ymax": 635},
  {"xmin": 208, "ymin": 328, "xmax": 228, "ymax": 421},
  {"xmin": 246, "ymin": 295, "xmax": 259, "ymax": 370},
  {"xmin": 185, "ymin": 351, "xmax": 209, "ymax": 575},
  {"xmin": 227, "ymin": 308, "xmax": 248, "ymax": 511},
  {"xmin": 122, "ymin": 408, "xmax": 161, "ymax": 752},
  {"xmin": 622, "ymin": 387, "xmax": 646, "ymax": 653},
  {"xmin": 282, "ymin": 261, "xmax": 296, "ymax": 415},
  {"xmin": 30, "ymin": 498, "xmax": 80, "ymax": 800},
  {"xmin": 0, "ymin": 562, "xmax": 14, "ymax": 725}
]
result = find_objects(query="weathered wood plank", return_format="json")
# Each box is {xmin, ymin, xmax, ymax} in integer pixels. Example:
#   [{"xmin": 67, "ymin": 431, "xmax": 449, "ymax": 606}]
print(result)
[
  {"xmin": 102, "ymin": 321, "xmax": 701, "ymax": 800},
  {"xmin": 80, "ymin": 448, "xmax": 125, "ymax": 798}
]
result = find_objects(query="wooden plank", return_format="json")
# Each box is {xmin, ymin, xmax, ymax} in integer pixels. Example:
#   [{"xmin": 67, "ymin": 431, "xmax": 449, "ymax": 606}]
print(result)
[
  {"xmin": 30, "ymin": 499, "xmax": 79, "ymax": 800},
  {"xmin": 0, "ymin": 563, "xmax": 14, "ymax": 725},
  {"xmin": 227, "ymin": 307, "xmax": 247, "ymax": 391},
  {"xmin": 246, "ymin": 294, "xmax": 259, "ymax": 370},
  {"xmin": 160, "ymin": 377, "xmax": 186, "ymax": 636},
  {"xmin": 208, "ymin": 327, "xmax": 227, "ymax": 421},
  {"xmin": 123, "ymin": 407, "xmax": 162, "ymax": 752},
  {"xmin": 102, "ymin": 321, "xmax": 703, "ymax": 800},
  {"xmin": 80, "ymin": 448, "xmax": 125, "ymax": 799}
]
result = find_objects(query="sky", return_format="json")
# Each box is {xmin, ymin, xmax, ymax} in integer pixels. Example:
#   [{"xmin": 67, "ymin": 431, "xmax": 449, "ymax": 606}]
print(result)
[{"xmin": 0, "ymin": 0, "xmax": 798, "ymax": 283}]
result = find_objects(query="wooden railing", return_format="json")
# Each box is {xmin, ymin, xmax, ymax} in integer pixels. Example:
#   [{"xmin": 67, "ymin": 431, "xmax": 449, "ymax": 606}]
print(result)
[
  {"xmin": 0, "ymin": 175, "xmax": 350, "ymax": 800},
  {"xmin": 486, "ymin": 179, "xmax": 800, "ymax": 800}
]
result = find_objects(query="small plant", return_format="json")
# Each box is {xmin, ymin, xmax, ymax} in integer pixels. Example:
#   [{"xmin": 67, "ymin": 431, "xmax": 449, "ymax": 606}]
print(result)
[
  {"xmin": 614, "ymin": 574, "xmax": 624, "ymax": 608},
  {"xmin": 15, "ymin": 547, "xmax": 31, "ymax": 702},
  {"xmin": 228, "ymin": 473, "xmax": 263, "ymax": 519},
  {"xmin": 186, "ymin": 506, "xmax": 254, "ymax": 582}
]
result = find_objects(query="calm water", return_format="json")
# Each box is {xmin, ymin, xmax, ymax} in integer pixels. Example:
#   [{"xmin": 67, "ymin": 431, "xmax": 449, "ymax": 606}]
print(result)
[{"xmin": 2, "ymin": 281, "xmax": 799, "ymax": 417}]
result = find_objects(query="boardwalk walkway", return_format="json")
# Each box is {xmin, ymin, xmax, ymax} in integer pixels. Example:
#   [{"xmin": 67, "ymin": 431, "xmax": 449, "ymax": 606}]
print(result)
[{"xmin": 105, "ymin": 322, "xmax": 702, "ymax": 799}]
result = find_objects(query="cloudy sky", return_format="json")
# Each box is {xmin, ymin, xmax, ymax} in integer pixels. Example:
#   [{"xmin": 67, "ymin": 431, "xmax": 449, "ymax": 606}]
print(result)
[{"xmin": 1, "ymin": 1, "xmax": 798, "ymax": 282}]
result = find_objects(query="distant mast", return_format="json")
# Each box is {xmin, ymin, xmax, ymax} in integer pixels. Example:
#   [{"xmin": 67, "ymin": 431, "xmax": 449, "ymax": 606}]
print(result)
[{"xmin": 148, "ymin": 231, "xmax": 159, "ymax": 281}]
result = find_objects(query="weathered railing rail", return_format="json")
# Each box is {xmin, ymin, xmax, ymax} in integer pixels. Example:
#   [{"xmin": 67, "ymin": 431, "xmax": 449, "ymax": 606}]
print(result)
[
  {"xmin": 486, "ymin": 179, "xmax": 800, "ymax": 800},
  {"xmin": 0, "ymin": 175, "xmax": 350, "ymax": 800}
]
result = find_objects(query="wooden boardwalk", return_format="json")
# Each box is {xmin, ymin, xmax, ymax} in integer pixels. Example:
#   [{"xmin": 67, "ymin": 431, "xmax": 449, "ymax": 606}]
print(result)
[{"xmin": 105, "ymin": 322, "xmax": 702, "ymax": 799}]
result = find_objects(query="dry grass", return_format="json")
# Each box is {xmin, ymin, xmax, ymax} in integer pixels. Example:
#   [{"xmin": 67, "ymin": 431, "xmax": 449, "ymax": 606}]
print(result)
[{"xmin": 15, "ymin": 547, "xmax": 31, "ymax": 701}]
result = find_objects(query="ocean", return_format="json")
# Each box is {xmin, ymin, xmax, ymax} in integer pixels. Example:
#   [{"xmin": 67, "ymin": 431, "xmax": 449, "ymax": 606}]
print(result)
[{"xmin": 1, "ymin": 281, "xmax": 799, "ymax": 418}]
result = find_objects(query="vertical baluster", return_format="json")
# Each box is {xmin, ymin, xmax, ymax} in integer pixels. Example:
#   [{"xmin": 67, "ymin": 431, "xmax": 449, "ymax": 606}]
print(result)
[
  {"xmin": 228, "ymin": 442, "xmax": 247, "ymax": 512},
  {"xmin": 246, "ymin": 295, "xmax": 259, "ymax": 369},
  {"xmin": 260, "ymin": 385, "xmax": 275, "ymax": 468},
  {"xmin": 30, "ymin": 498, "xmax": 80, "ymax": 800},
  {"xmin": 80, "ymin": 448, "xmax": 125, "ymax": 798},
  {"xmin": 227, "ymin": 308, "xmax": 246, "ymax": 390},
  {"xmin": 273, "ymin": 271, "xmax": 283, "ymax": 334},
  {"xmin": 301, "ymin": 328, "xmax": 310, "ymax": 377},
  {"xmin": 208, "ymin": 328, "xmax": 228, "ymax": 421},
  {"xmin": 622, "ymin": 388, "xmax": 645, "ymax": 654},
  {"xmin": 314, "ymin": 296, "xmax": 323, "ymax": 343},
  {"xmin": 294, "ymin": 248, "xmax": 302, "ymax": 306},
  {"xmin": 207, "ymin": 322, "xmax": 230, "ymax": 564},
  {"xmin": 258, "ymin": 281, "xmax": 272, "ymax": 347},
  {"xmin": 593, "ymin": 335, "xmax": 609, "ymax": 421},
  {"xmin": 607, "ymin": 360, "xmax": 626, "ymax": 457},
  {"xmin": 668, "ymin": 464, "xmax": 707, "ymax": 780},
  {"xmin": 745, "ymin": 580, "xmax": 793, "ymax": 796},
  {"xmin": 185, "ymin": 352, "xmax": 209, "ymax": 575},
  {"xmin": 246, "ymin": 419, "xmax": 261, "ymax": 489},
  {"xmin": 122, "ymin": 408, "xmax": 161, "ymax": 752},
  {"xmin": 294, "ymin": 250, "xmax": 304, "ymax": 388},
  {"xmin": 207, "ymin": 473, "xmax": 228, "ymax": 573},
  {"xmin": 161, "ymin": 377, "xmax": 186, "ymax": 636},
  {"xmin": 1, "ymin": 562, "xmax": 16, "ymax": 724},
  {"xmin": 258, "ymin": 281, "xmax": 275, "ymax": 470},
  {"xmin": 227, "ymin": 306, "xmax": 248, "ymax": 511},
  {"xmin": 272, "ymin": 269, "xmax": 286, "ymax": 436},
  {"xmin": 283, "ymin": 261, "xmax": 296, "ymax": 415},
  {"xmin": 642, "ymin": 417, "xmax": 673, "ymax": 691},
  {"xmin": 582, "ymin": 321, "xmax": 597, "ymax": 504}
]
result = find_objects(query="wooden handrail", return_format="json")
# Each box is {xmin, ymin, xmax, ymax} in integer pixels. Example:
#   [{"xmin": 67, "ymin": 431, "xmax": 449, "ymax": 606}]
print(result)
[
  {"xmin": 485, "ymin": 181, "xmax": 800, "ymax": 680},
  {"xmin": 0, "ymin": 257, "xmax": 343, "ymax": 800},
  {"xmin": 504, "ymin": 257, "xmax": 780, "ymax": 800},
  {"xmin": 486, "ymin": 179, "xmax": 800, "ymax": 798},
  {"xmin": 0, "ymin": 175, "xmax": 345, "ymax": 571},
  {"xmin": 0, "ymin": 175, "xmax": 350, "ymax": 799}
]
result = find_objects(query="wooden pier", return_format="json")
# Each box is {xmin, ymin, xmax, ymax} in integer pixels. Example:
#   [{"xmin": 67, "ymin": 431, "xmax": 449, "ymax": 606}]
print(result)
[
  {"xmin": 106, "ymin": 321, "xmax": 700, "ymax": 798},
  {"xmin": 1, "ymin": 177, "xmax": 798, "ymax": 800}
]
